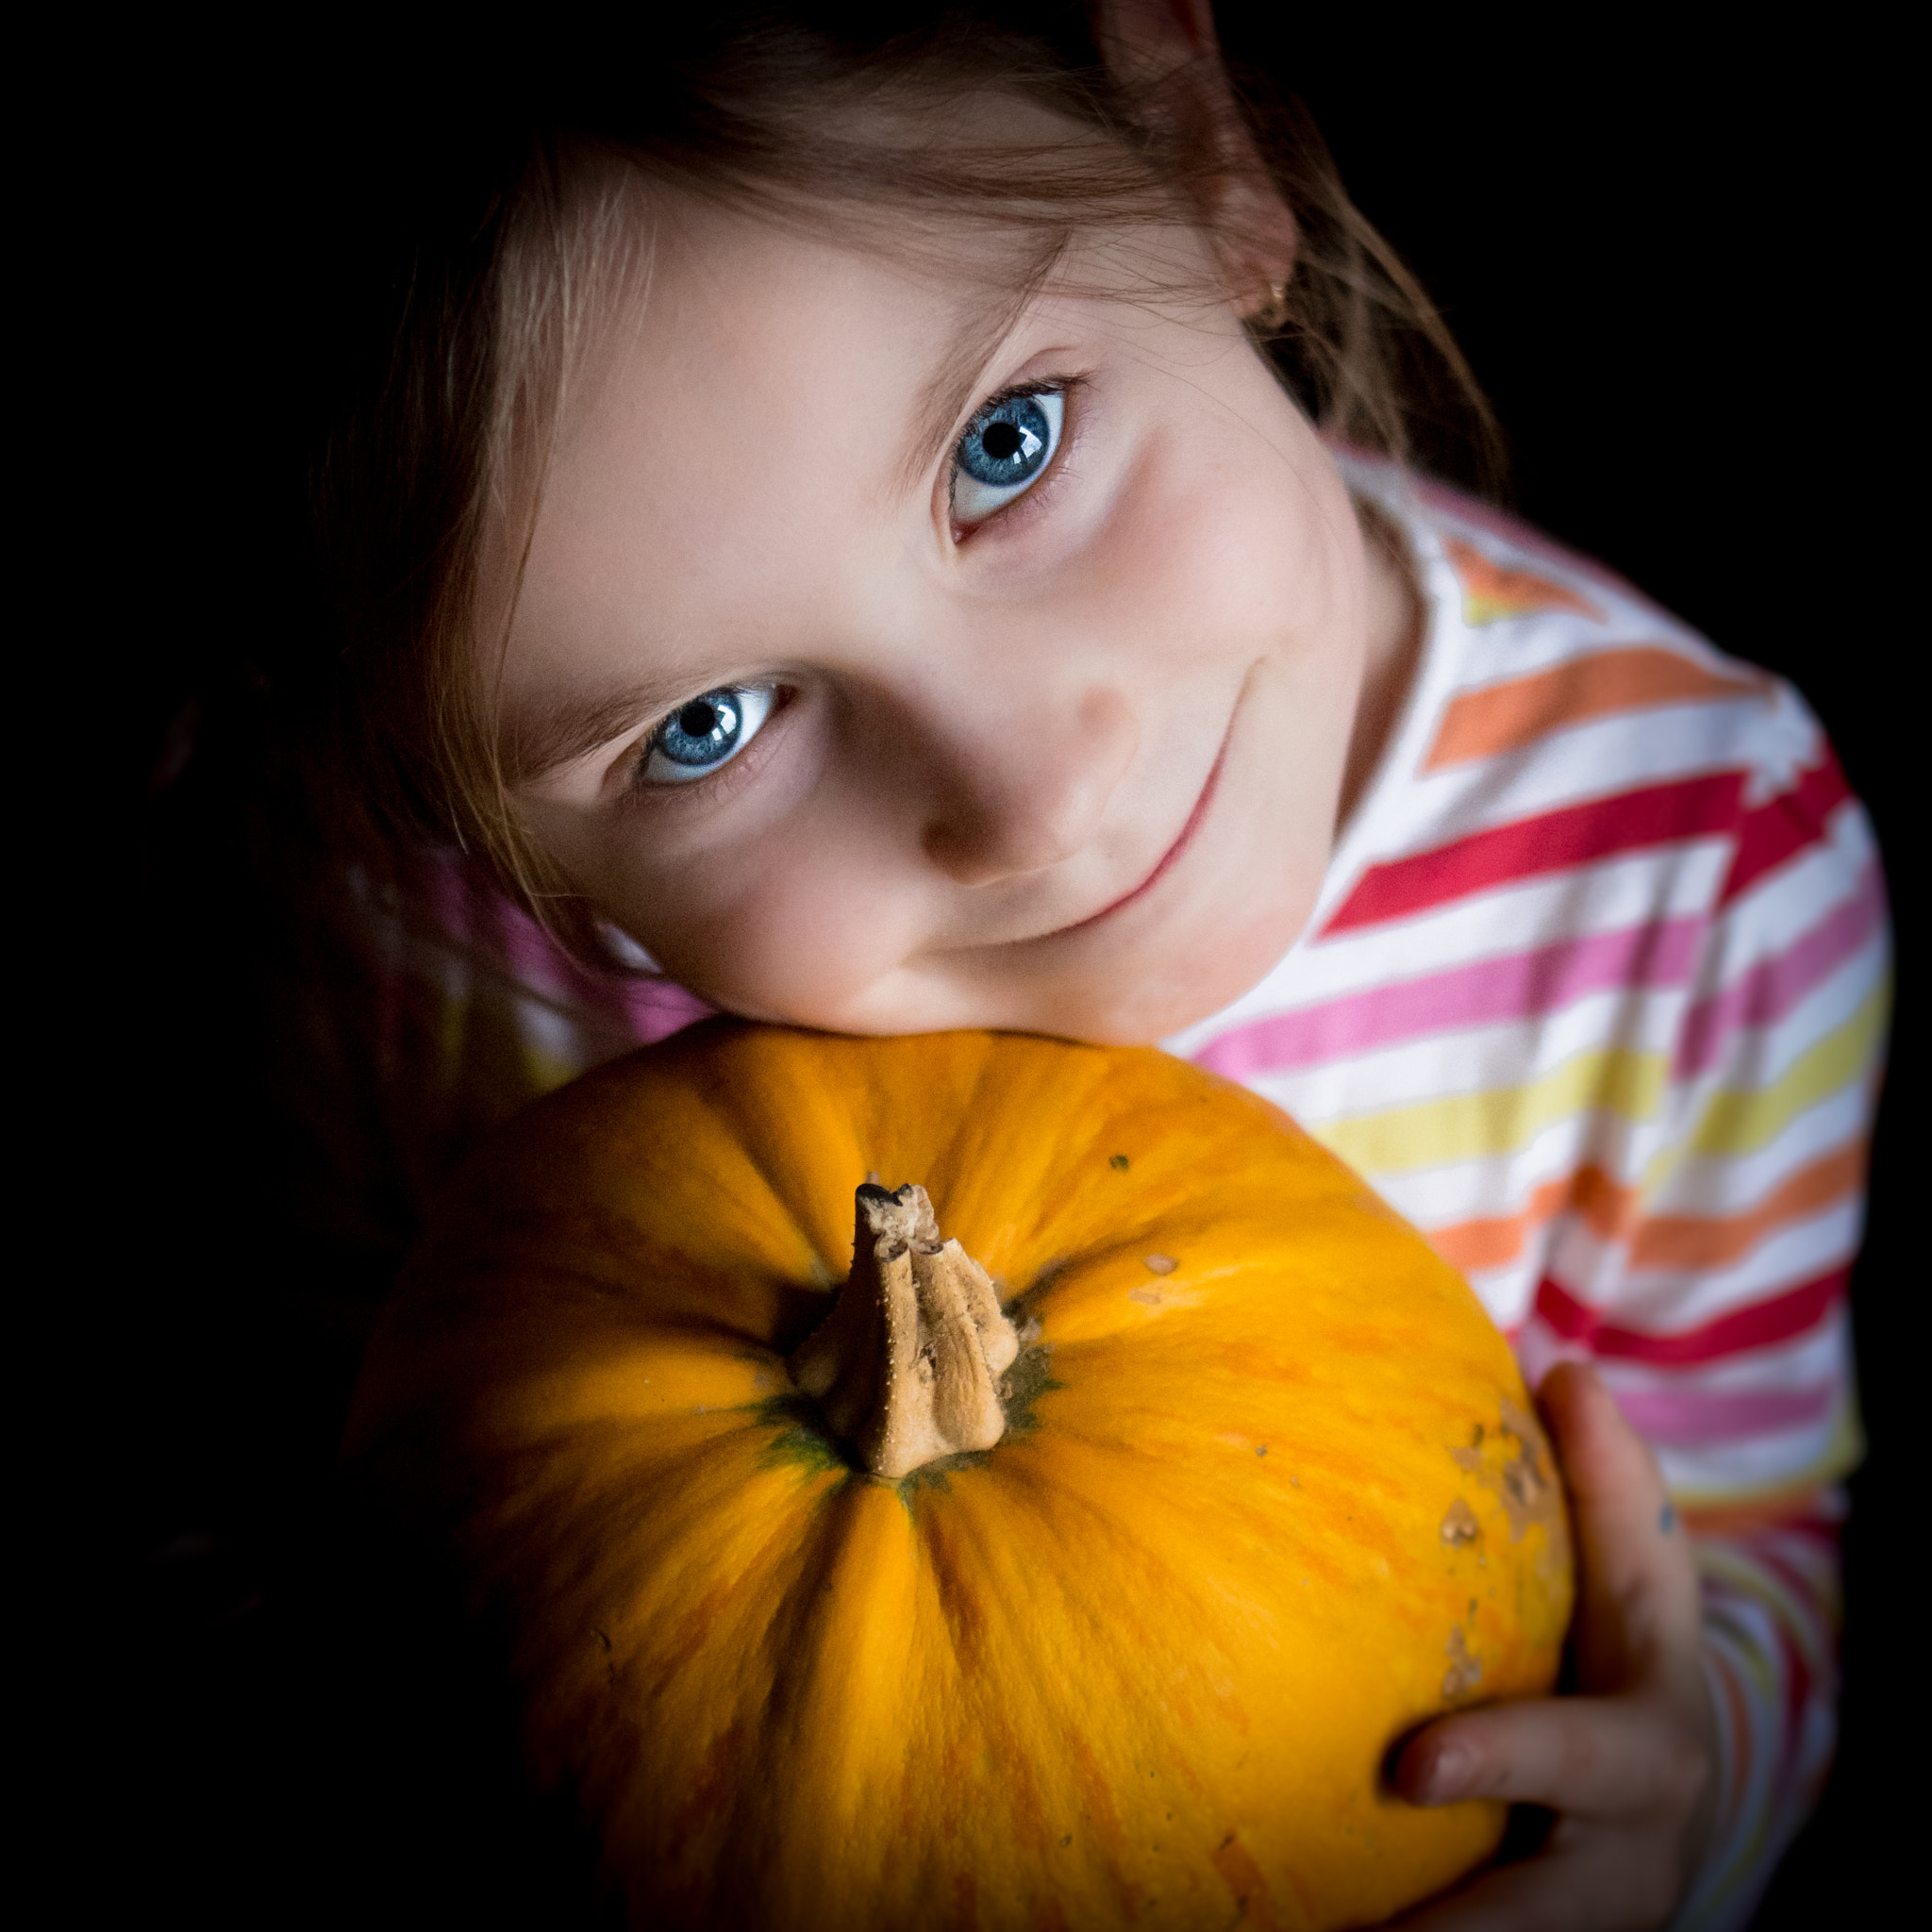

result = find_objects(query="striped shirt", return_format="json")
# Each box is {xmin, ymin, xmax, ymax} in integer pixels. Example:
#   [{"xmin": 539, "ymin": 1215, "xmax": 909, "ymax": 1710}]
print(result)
[
  {"xmin": 1161, "ymin": 459, "xmax": 1884, "ymax": 1927},
  {"xmin": 368, "ymin": 463, "xmax": 1883, "ymax": 1930}
]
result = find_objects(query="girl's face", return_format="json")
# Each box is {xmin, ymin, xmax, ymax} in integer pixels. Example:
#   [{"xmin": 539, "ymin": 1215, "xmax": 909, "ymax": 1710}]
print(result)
[{"xmin": 496, "ymin": 192, "xmax": 1382, "ymax": 1044}]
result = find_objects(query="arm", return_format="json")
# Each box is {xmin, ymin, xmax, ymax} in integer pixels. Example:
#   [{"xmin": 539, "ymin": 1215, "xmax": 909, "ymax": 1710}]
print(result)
[{"xmin": 1677, "ymin": 1495, "xmax": 1842, "ymax": 1927}]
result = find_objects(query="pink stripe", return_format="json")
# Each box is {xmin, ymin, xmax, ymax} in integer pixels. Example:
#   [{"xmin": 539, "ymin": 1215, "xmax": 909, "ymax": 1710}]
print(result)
[
  {"xmin": 1675, "ymin": 864, "xmax": 1888, "ymax": 1078},
  {"xmin": 1601, "ymin": 1380, "xmax": 1837, "ymax": 1447},
  {"xmin": 616, "ymin": 976, "xmax": 716, "ymax": 1045},
  {"xmin": 423, "ymin": 851, "xmax": 712, "ymax": 1048},
  {"xmin": 491, "ymin": 904, "xmax": 713, "ymax": 1044},
  {"xmin": 1191, "ymin": 914, "xmax": 1704, "ymax": 1079}
]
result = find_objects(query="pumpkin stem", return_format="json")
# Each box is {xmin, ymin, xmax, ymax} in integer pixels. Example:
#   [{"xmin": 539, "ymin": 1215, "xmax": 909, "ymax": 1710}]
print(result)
[{"xmin": 790, "ymin": 1183, "xmax": 1021, "ymax": 1480}]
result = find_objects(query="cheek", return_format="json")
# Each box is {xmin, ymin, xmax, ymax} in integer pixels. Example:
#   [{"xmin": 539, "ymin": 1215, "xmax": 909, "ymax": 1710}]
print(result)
[
  {"xmin": 596, "ymin": 797, "xmax": 932, "ymax": 1026},
  {"xmin": 1090, "ymin": 396, "xmax": 1362, "ymax": 676}
]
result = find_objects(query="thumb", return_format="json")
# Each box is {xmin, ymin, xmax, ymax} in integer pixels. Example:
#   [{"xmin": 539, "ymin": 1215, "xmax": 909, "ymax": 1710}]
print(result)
[{"xmin": 1538, "ymin": 1361, "xmax": 1701, "ymax": 1690}]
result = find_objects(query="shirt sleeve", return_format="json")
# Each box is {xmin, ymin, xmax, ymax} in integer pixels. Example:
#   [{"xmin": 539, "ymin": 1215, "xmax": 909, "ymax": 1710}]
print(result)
[
  {"xmin": 1523, "ymin": 729, "xmax": 1887, "ymax": 1926},
  {"xmin": 1673, "ymin": 1501, "xmax": 1843, "ymax": 1931},
  {"xmin": 1522, "ymin": 738, "xmax": 1886, "ymax": 1508}
]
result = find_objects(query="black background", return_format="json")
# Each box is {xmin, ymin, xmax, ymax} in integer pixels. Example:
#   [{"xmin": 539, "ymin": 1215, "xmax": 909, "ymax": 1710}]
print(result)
[{"xmin": 55, "ymin": 7, "xmax": 1915, "ymax": 1924}]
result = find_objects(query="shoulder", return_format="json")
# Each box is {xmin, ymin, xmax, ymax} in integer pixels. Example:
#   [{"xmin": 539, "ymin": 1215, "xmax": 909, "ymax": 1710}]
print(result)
[
  {"xmin": 1324, "ymin": 461, "xmax": 1867, "ymax": 942},
  {"xmin": 1398, "ymin": 470, "xmax": 1823, "ymax": 810}
]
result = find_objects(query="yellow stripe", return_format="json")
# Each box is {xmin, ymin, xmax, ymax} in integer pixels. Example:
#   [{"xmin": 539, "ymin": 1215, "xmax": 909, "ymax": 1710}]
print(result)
[
  {"xmin": 1681, "ymin": 978, "xmax": 1890, "ymax": 1160},
  {"xmin": 1669, "ymin": 1396, "xmax": 1864, "ymax": 1517},
  {"xmin": 1310, "ymin": 1046, "xmax": 1668, "ymax": 1174}
]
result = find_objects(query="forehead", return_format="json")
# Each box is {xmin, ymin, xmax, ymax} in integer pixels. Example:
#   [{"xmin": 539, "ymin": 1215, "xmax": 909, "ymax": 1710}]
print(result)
[
  {"xmin": 514, "ymin": 212, "xmax": 955, "ymax": 676},
  {"xmin": 554, "ymin": 197, "xmax": 993, "ymax": 509},
  {"xmin": 492, "ymin": 156, "xmax": 1224, "ymax": 753},
  {"xmin": 499, "ymin": 194, "xmax": 1047, "ymax": 709}
]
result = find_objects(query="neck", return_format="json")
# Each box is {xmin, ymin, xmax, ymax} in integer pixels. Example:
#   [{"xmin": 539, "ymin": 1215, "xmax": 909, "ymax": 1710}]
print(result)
[{"xmin": 1337, "ymin": 494, "xmax": 1426, "ymax": 831}]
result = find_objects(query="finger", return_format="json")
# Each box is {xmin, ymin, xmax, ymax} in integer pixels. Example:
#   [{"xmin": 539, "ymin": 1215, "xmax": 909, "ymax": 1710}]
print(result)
[
  {"xmin": 1392, "ymin": 1692, "xmax": 1711, "ymax": 1820},
  {"xmin": 1386, "ymin": 1829, "xmax": 1689, "ymax": 1932},
  {"xmin": 1538, "ymin": 1362, "xmax": 1702, "ymax": 1683}
]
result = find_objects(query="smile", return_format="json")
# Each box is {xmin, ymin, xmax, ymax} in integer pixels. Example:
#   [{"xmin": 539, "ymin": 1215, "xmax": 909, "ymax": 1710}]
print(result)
[{"xmin": 1051, "ymin": 707, "xmax": 1236, "ymax": 939}]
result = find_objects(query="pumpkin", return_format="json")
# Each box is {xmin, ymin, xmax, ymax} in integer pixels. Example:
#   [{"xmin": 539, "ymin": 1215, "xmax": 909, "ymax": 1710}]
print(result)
[{"xmin": 347, "ymin": 1022, "xmax": 1573, "ymax": 1931}]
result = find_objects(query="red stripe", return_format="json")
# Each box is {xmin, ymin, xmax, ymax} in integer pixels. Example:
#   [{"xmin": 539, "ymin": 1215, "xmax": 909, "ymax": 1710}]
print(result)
[
  {"xmin": 1717, "ymin": 746, "xmax": 1854, "ymax": 908},
  {"xmin": 1323, "ymin": 772, "xmax": 1745, "ymax": 935},
  {"xmin": 1747, "ymin": 1541, "xmax": 1832, "ymax": 1619},
  {"xmin": 1774, "ymin": 1616, "xmax": 1815, "ymax": 1792},
  {"xmin": 1532, "ymin": 1265, "xmax": 1849, "ymax": 1366}
]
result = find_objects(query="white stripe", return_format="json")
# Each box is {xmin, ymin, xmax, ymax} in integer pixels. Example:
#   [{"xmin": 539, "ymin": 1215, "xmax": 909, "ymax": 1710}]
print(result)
[
  {"xmin": 1164, "ymin": 843, "xmax": 1730, "ymax": 1043},
  {"xmin": 1550, "ymin": 1197, "xmax": 1863, "ymax": 1325},
  {"xmin": 1642, "ymin": 1087, "xmax": 1872, "ymax": 1216}
]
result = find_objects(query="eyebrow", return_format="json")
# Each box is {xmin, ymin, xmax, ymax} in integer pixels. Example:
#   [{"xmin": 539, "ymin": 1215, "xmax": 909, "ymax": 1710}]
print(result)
[
  {"xmin": 504, "ymin": 675, "xmax": 691, "ymax": 787},
  {"xmin": 896, "ymin": 272, "xmax": 1050, "ymax": 490}
]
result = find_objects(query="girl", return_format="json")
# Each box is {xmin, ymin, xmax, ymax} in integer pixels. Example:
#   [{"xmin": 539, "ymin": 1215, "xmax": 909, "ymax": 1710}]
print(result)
[{"xmin": 278, "ymin": 4, "xmax": 1885, "ymax": 1925}]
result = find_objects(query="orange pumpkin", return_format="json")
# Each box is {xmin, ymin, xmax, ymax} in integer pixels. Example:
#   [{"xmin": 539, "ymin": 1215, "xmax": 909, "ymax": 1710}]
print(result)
[{"xmin": 347, "ymin": 1023, "xmax": 1573, "ymax": 1930}]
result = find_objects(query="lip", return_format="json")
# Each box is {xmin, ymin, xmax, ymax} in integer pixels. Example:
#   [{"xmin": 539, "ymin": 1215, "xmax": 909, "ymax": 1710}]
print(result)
[{"xmin": 1048, "ymin": 716, "xmax": 1234, "ymax": 940}]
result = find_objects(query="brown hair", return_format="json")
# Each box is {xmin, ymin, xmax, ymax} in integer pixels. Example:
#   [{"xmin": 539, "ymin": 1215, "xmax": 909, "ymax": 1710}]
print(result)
[{"xmin": 307, "ymin": 2, "xmax": 1495, "ymax": 948}]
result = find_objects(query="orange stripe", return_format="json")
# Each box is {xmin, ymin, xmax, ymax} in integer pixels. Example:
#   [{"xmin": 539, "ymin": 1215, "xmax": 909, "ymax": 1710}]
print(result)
[
  {"xmin": 1682, "ymin": 1486, "xmax": 1831, "ymax": 1539},
  {"xmin": 1429, "ymin": 1144, "xmax": 1864, "ymax": 1278},
  {"xmin": 1431, "ymin": 1164, "xmax": 1635, "ymax": 1273},
  {"xmin": 1629, "ymin": 1143, "xmax": 1866, "ymax": 1271},
  {"xmin": 1424, "ymin": 644, "xmax": 1761, "ymax": 770},
  {"xmin": 1443, "ymin": 537, "xmax": 1605, "ymax": 626}
]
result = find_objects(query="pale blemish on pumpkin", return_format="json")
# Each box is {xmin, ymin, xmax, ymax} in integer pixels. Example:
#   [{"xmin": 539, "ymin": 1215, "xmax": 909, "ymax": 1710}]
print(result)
[
  {"xmin": 1441, "ymin": 1497, "xmax": 1481, "ymax": 1546},
  {"xmin": 1441, "ymin": 1623, "xmax": 1483, "ymax": 1700},
  {"xmin": 1449, "ymin": 1398, "xmax": 1563, "ymax": 1543},
  {"xmin": 1128, "ymin": 1275, "xmax": 1206, "ymax": 1313},
  {"xmin": 1142, "ymin": 1254, "xmax": 1178, "ymax": 1275}
]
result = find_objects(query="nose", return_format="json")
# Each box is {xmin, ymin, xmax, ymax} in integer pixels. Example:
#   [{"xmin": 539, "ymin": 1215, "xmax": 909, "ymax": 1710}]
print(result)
[{"xmin": 920, "ymin": 683, "xmax": 1141, "ymax": 887}]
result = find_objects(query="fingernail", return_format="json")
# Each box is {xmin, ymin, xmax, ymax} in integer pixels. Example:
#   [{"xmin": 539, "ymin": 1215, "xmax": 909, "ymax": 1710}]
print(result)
[{"xmin": 1421, "ymin": 1742, "xmax": 1474, "ymax": 1804}]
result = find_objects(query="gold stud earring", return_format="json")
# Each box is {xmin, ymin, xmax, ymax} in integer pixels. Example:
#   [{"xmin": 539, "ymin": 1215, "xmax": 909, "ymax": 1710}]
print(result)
[{"xmin": 1252, "ymin": 280, "xmax": 1291, "ymax": 331}]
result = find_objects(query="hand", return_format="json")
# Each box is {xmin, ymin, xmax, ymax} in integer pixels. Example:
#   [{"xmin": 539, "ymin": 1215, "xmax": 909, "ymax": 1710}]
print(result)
[{"xmin": 1386, "ymin": 1362, "xmax": 1719, "ymax": 1930}]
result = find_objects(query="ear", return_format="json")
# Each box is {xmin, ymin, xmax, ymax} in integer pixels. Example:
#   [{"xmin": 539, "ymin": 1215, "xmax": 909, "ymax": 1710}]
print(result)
[{"xmin": 1089, "ymin": 0, "xmax": 1298, "ymax": 317}]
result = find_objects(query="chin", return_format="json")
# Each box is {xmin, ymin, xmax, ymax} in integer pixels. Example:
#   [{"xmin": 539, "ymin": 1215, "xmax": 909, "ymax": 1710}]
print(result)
[{"xmin": 1019, "ymin": 912, "xmax": 1309, "ymax": 1047}]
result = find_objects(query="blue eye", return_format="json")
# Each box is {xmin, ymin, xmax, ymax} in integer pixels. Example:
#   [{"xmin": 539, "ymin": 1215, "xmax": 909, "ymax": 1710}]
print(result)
[
  {"xmin": 641, "ymin": 684, "xmax": 775, "ymax": 786},
  {"xmin": 951, "ymin": 388, "xmax": 1064, "ymax": 525}
]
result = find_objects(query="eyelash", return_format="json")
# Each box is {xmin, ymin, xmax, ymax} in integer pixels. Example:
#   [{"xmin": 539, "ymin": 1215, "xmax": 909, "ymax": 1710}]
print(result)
[
  {"xmin": 625, "ymin": 685, "xmax": 791, "ymax": 802},
  {"xmin": 949, "ymin": 375, "xmax": 1082, "ymax": 535}
]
